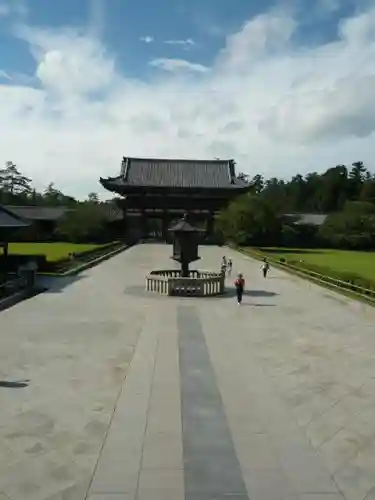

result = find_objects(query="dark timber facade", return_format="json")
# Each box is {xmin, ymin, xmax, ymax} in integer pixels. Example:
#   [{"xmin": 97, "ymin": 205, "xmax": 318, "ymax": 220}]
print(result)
[{"xmin": 100, "ymin": 157, "xmax": 251, "ymax": 241}]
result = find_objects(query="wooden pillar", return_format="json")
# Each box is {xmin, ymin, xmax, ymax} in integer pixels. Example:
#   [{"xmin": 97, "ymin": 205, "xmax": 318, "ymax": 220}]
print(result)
[
  {"xmin": 1, "ymin": 242, "xmax": 8, "ymax": 283},
  {"xmin": 162, "ymin": 194, "xmax": 170, "ymax": 242},
  {"xmin": 181, "ymin": 260, "xmax": 189, "ymax": 278},
  {"xmin": 121, "ymin": 203, "xmax": 128, "ymax": 239},
  {"xmin": 184, "ymin": 209, "xmax": 192, "ymax": 226},
  {"xmin": 3, "ymin": 241, "xmax": 8, "ymax": 260},
  {"xmin": 140, "ymin": 210, "xmax": 147, "ymax": 238},
  {"xmin": 206, "ymin": 212, "xmax": 214, "ymax": 237},
  {"xmin": 162, "ymin": 214, "xmax": 169, "ymax": 241}
]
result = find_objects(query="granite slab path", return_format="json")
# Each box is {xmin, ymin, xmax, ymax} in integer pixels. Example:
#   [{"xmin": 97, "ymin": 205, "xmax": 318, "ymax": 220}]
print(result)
[{"xmin": 0, "ymin": 243, "xmax": 375, "ymax": 500}]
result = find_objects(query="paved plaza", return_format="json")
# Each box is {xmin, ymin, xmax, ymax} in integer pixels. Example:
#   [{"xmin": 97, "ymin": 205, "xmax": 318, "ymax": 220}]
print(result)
[{"xmin": 1, "ymin": 244, "xmax": 375, "ymax": 500}]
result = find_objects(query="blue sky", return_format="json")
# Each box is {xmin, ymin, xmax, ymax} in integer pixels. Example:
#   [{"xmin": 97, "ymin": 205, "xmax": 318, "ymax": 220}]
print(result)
[
  {"xmin": 0, "ymin": 0, "xmax": 374, "ymax": 198},
  {"xmin": 0, "ymin": 0, "xmax": 360, "ymax": 78}
]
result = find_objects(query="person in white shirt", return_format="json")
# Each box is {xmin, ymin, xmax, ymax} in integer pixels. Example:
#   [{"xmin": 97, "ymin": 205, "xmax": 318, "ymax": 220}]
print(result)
[
  {"xmin": 261, "ymin": 258, "xmax": 269, "ymax": 278},
  {"xmin": 227, "ymin": 258, "xmax": 233, "ymax": 276},
  {"xmin": 221, "ymin": 256, "xmax": 227, "ymax": 274}
]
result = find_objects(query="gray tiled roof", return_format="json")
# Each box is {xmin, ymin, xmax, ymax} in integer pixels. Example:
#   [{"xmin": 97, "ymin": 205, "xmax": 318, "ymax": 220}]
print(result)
[
  {"xmin": 101, "ymin": 157, "xmax": 248, "ymax": 189},
  {"xmin": 0, "ymin": 206, "xmax": 30, "ymax": 228},
  {"xmin": 4, "ymin": 206, "xmax": 71, "ymax": 221}
]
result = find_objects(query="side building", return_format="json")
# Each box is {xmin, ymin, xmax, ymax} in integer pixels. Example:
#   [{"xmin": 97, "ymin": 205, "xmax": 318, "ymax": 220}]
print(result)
[
  {"xmin": 3, "ymin": 206, "xmax": 73, "ymax": 240},
  {"xmin": 100, "ymin": 156, "xmax": 251, "ymax": 241}
]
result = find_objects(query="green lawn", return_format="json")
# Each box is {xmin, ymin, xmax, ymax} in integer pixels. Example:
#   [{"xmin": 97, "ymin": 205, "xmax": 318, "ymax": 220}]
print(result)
[
  {"xmin": 256, "ymin": 247, "xmax": 375, "ymax": 281},
  {"xmin": 5, "ymin": 242, "xmax": 104, "ymax": 262}
]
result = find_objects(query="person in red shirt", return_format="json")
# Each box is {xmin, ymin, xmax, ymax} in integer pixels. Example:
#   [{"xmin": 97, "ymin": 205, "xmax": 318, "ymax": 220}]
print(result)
[{"xmin": 234, "ymin": 273, "xmax": 245, "ymax": 305}]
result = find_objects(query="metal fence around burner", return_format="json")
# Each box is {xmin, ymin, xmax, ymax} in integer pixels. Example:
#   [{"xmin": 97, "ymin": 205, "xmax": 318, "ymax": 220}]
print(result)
[{"xmin": 146, "ymin": 270, "xmax": 224, "ymax": 296}]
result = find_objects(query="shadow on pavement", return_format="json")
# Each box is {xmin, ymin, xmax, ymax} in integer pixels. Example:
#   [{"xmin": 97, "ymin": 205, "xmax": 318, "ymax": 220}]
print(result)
[
  {"xmin": 232, "ymin": 303, "xmax": 276, "ymax": 307},
  {"xmin": 37, "ymin": 274, "xmax": 86, "ymax": 294},
  {"xmin": 247, "ymin": 303, "xmax": 276, "ymax": 307},
  {"xmin": 224, "ymin": 289, "xmax": 278, "ymax": 298},
  {"xmin": 0, "ymin": 379, "xmax": 29, "ymax": 388},
  {"xmin": 124, "ymin": 285, "xmax": 279, "ymax": 302}
]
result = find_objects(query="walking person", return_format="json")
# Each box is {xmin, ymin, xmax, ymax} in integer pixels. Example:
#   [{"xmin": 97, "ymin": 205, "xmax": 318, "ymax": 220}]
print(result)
[
  {"xmin": 234, "ymin": 273, "xmax": 245, "ymax": 305},
  {"xmin": 261, "ymin": 258, "xmax": 269, "ymax": 278}
]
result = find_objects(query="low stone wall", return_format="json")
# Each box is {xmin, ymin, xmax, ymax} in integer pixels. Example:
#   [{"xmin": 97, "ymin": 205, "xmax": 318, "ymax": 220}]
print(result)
[
  {"xmin": 146, "ymin": 269, "xmax": 225, "ymax": 297},
  {"xmin": 0, "ymin": 277, "xmax": 31, "ymax": 312},
  {"xmin": 39, "ymin": 243, "xmax": 130, "ymax": 278}
]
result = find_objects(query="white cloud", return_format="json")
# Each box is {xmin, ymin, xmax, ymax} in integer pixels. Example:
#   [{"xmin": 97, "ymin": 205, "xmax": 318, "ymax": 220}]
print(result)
[
  {"xmin": 0, "ymin": 70, "xmax": 11, "ymax": 80},
  {"xmin": 16, "ymin": 25, "xmax": 116, "ymax": 96},
  {"xmin": 217, "ymin": 11, "xmax": 296, "ymax": 70},
  {"xmin": 150, "ymin": 58, "xmax": 208, "ymax": 73},
  {"xmin": 1, "ymin": 6, "xmax": 375, "ymax": 198},
  {"xmin": 140, "ymin": 35, "xmax": 154, "ymax": 43},
  {"xmin": 165, "ymin": 38, "xmax": 196, "ymax": 48}
]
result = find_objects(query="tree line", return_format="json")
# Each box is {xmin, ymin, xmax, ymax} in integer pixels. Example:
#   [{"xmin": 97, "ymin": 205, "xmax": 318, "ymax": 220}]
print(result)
[
  {"xmin": 217, "ymin": 161, "xmax": 375, "ymax": 250},
  {"xmin": 238, "ymin": 161, "xmax": 375, "ymax": 212},
  {"xmin": 0, "ymin": 160, "xmax": 101, "ymax": 206},
  {"xmin": 0, "ymin": 161, "xmax": 121, "ymax": 242},
  {"xmin": 2, "ymin": 159, "xmax": 375, "ymax": 249}
]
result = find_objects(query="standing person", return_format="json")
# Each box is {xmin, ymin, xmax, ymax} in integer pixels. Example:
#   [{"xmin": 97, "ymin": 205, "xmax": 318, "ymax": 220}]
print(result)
[
  {"xmin": 234, "ymin": 273, "xmax": 245, "ymax": 305},
  {"xmin": 221, "ymin": 256, "xmax": 227, "ymax": 275},
  {"xmin": 227, "ymin": 258, "xmax": 233, "ymax": 276},
  {"xmin": 261, "ymin": 258, "xmax": 269, "ymax": 278}
]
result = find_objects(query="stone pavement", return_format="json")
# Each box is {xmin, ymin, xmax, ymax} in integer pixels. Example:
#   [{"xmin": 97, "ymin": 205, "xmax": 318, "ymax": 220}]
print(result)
[{"xmin": 1, "ymin": 244, "xmax": 375, "ymax": 500}]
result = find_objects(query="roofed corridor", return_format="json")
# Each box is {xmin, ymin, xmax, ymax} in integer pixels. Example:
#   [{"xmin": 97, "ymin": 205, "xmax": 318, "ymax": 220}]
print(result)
[{"xmin": 1, "ymin": 244, "xmax": 375, "ymax": 500}]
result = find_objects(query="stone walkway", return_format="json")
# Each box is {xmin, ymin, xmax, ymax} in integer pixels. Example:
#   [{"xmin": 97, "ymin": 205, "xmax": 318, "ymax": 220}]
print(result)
[{"xmin": 1, "ymin": 244, "xmax": 375, "ymax": 500}]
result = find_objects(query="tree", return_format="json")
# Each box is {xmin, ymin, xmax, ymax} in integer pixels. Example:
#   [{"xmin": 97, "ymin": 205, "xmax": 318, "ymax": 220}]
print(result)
[
  {"xmin": 216, "ymin": 161, "xmax": 375, "ymax": 250},
  {"xmin": 303, "ymin": 172, "xmax": 322, "ymax": 212},
  {"xmin": 344, "ymin": 200, "xmax": 375, "ymax": 215},
  {"xmin": 319, "ymin": 201, "xmax": 375, "ymax": 249},
  {"xmin": 349, "ymin": 161, "xmax": 367, "ymax": 183},
  {"xmin": 360, "ymin": 178, "xmax": 375, "ymax": 203},
  {"xmin": 319, "ymin": 165, "xmax": 348, "ymax": 212},
  {"xmin": 0, "ymin": 161, "xmax": 32, "ymax": 197},
  {"xmin": 262, "ymin": 178, "xmax": 288, "ymax": 211},
  {"xmin": 236, "ymin": 172, "xmax": 249, "ymax": 183},
  {"xmin": 55, "ymin": 202, "xmax": 109, "ymax": 242},
  {"xmin": 43, "ymin": 183, "xmax": 63, "ymax": 204},
  {"xmin": 43, "ymin": 183, "xmax": 77, "ymax": 206},
  {"xmin": 249, "ymin": 174, "xmax": 264, "ymax": 194},
  {"xmin": 216, "ymin": 193, "xmax": 283, "ymax": 245},
  {"xmin": 87, "ymin": 192, "xmax": 99, "ymax": 203},
  {"xmin": 348, "ymin": 161, "xmax": 368, "ymax": 199},
  {"xmin": 286, "ymin": 174, "xmax": 307, "ymax": 212},
  {"xmin": 29, "ymin": 188, "xmax": 44, "ymax": 206}
]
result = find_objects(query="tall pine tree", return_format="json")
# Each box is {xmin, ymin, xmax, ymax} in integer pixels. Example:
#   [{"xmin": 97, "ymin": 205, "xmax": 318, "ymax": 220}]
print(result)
[{"xmin": 0, "ymin": 161, "xmax": 32, "ymax": 202}]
